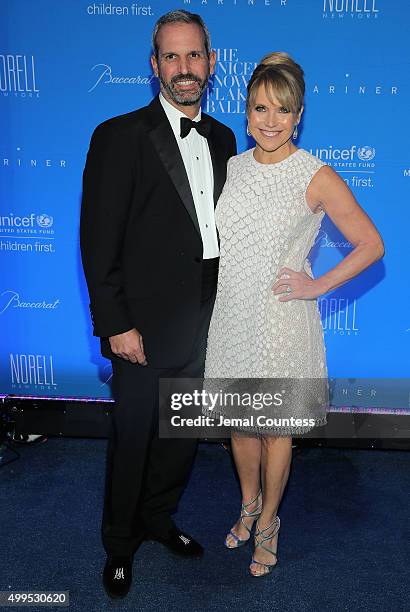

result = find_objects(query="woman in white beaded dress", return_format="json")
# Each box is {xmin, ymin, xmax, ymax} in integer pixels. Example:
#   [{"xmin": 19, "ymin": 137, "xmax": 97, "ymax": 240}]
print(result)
[{"xmin": 204, "ymin": 53, "xmax": 384, "ymax": 577}]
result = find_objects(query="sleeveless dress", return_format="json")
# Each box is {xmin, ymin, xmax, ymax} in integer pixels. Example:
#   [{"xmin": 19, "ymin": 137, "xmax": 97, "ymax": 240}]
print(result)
[{"xmin": 204, "ymin": 148, "xmax": 329, "ymax": 436}]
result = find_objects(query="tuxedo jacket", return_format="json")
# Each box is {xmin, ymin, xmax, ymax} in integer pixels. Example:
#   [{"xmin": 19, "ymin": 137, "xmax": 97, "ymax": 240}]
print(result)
[{"xmin": 80, "ymin": 96, "xmax": 237, "ymax": 368}]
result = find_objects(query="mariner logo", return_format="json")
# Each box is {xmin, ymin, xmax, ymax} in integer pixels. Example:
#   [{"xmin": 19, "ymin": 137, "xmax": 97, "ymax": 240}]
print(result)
[
  {"xmin": 182, "ymin": 0, "xmax": 288, "ymax": 8},
  {"xmin": 2, "ymin": 147, "xmax": 67, "ymax": 168},
  {"xmin": 311, "ymin": 71, "xmax": 397, "ymax": 96}
]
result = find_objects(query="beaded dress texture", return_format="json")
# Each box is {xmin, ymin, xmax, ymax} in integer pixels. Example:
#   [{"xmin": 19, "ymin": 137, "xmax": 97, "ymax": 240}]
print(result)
[{"xmin": 204, "ymin": 148, "xmax": 329, "ymax": 436}]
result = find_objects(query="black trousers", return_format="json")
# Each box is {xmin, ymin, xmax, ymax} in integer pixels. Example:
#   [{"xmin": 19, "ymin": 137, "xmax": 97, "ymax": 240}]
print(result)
[{"xmin": 102, "ymin": 258, "xmax": 218, "ymax": 556}]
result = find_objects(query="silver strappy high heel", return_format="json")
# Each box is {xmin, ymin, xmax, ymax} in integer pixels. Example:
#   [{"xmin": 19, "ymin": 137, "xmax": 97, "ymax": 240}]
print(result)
[
  {"xmin": 225, "ymin": 490, "xmax": 262, "ymax": 549},
  {"xmin": 249, "ymin": 516, "xmax": 280, "ymax": 576}
]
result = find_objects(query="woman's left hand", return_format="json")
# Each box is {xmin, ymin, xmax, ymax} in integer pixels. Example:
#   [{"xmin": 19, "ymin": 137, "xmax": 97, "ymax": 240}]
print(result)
[{"xmin": 272, "ymin": 267, "xmax": 323, "ymax": 301}]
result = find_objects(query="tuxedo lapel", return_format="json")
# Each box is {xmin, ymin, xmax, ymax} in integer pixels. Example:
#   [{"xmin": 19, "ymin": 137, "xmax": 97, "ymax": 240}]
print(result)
[
  {"xmin": 206, "ymin": 118, "xmax": 226, "ymax": 207},
  {"xmin": 147, "ymin": 97, "xmax": 201, "ymax": 237}
]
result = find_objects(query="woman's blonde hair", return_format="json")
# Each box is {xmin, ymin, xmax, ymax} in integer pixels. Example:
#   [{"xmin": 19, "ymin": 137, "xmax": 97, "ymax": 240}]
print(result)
[{"xmin": 246, "ymin": 52, "xmax": 305, "ymax": 115}]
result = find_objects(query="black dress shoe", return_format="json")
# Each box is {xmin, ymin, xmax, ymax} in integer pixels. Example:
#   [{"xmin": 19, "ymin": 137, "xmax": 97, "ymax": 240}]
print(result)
[
  {"xmin": 102, "ymin": 555, "xmax": 133, "ymax": 599},
  {"xmin": 148, "ymin": 528, "xmax": 204, "ymax": 558}
]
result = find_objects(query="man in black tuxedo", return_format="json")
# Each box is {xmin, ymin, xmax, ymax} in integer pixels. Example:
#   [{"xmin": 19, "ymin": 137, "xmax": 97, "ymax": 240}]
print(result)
[{"xmin": 80, "ymin": 9, "xmax": 236, "ymax": 598}]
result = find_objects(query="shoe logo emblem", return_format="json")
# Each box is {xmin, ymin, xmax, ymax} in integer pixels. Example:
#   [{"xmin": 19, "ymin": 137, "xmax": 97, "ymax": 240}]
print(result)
[
  {"xmin": 179, "ymin": 535, "xmax": 191, "ymax": 545},
  {"xmin": 114, "ymin": 567, "xmax": 125, "ymax": 580}
]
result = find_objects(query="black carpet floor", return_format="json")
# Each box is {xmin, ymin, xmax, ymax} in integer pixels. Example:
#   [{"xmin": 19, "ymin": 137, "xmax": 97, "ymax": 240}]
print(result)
[{"xmin": 1, "ymin": 438, "xmax": 409, "ymax": 612}]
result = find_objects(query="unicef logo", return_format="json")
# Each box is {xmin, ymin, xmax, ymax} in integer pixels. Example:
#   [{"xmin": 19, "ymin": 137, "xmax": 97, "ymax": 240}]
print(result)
[
  {"xmin": 357, "ymin": 146, "xmax": 376, "ymax": 161},
  {"xmin": 36, "ymin": 214, "xmax": 53, "ymax": 228}
]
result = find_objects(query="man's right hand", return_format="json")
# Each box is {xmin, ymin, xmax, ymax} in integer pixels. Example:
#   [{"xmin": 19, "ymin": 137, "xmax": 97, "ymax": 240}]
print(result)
[{"xmin": 109, "ymin": 328, "xmax": 147, "ymax": 365}]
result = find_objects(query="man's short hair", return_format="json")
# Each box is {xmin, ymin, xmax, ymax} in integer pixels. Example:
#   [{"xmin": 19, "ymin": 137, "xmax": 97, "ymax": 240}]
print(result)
[{"xmin": 152, "ymin": 9, "xmax": 211, "ymax": 59}]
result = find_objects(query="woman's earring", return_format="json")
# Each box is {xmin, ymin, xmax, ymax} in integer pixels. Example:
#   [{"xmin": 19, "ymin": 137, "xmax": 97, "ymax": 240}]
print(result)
[
  {"xmin": 292, "ymin": 124, "xmax": 298, "ymax": 140},
  {"xmin": 247, "ymin": 124, "xmax": 251, "ymax": 137}
]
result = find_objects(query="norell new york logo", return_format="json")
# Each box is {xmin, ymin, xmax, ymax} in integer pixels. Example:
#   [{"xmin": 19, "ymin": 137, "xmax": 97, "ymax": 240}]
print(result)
[
  {"xmin": 323, "ymin": 0, "xmax": 379, "ymax": 18},
  {"xmin": 0, "ymin": 55, "xmax": 39, "ymax": 96}
]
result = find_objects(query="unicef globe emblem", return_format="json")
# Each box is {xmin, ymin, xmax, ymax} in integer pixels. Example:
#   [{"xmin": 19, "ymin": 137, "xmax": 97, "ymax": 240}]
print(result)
[
  {"xmin": 357, "ymin": 146, "xmax": 376, "ymax": 161},
  {"xmin": 36, "ymin": 214, "xmax": 54, "ymax": 228}
]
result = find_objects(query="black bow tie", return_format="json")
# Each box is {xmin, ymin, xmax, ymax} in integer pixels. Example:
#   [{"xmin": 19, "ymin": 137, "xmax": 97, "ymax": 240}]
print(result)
[{"xmin": 180, "ymin": 116, "xmax": 211, "ymax": 139}]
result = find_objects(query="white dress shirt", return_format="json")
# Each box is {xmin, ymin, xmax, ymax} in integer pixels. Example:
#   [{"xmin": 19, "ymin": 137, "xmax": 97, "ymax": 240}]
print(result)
[{"xmin": 159, "ymin": 93, "xmax": 219, "ymax": 259}]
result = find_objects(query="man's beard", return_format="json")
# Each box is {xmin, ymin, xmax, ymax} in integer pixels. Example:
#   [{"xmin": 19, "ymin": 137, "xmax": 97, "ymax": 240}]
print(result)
[{"xmin": 159, "ymin": 71, "xmax": 210, "ymax": 106}]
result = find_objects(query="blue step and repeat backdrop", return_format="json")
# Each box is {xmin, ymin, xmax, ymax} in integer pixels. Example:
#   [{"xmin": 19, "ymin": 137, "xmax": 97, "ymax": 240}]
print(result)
[{"xmin": 0, "ymin": 0, "xmax": 409, "ymax": 410}]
